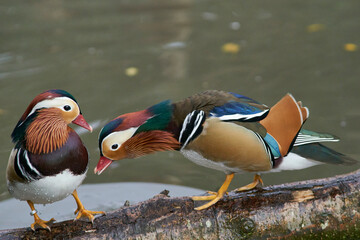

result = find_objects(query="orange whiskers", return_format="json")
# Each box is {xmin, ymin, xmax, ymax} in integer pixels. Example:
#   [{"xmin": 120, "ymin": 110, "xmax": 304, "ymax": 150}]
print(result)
[
  {"xmin": 26, "ymin": 109, "xmax": 69, "ymax": 154},
  {"xmin": 125, "ymin": 130, "xmax": 180, "ymax": 158}
]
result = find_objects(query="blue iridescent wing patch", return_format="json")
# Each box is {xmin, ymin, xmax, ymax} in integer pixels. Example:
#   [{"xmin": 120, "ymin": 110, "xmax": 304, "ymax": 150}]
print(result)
[{"xmin": 210, "ymin": 93, "xmax": 269, "ymax": 122}]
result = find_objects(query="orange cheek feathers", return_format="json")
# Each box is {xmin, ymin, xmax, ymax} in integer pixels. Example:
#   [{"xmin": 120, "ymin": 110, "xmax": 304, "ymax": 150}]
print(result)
[{"xmin": 102, "ymin": 146, "xmax": 128, "ymax": 161}]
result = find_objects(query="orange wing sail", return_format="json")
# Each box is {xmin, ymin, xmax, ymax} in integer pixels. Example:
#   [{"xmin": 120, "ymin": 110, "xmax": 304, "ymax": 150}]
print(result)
[{"xmin": 260, "ymin": 94, "xmax": 309, "ymax": 157}]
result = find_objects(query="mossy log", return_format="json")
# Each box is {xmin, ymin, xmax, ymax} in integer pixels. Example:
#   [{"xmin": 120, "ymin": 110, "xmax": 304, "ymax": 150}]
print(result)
[{"xmin": 1, "ymin": 169, "xmax": 360, "ymax": 239}]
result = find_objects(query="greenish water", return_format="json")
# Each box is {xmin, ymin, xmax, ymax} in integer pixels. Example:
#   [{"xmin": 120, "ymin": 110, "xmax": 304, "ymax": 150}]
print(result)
[{"xmin": 0, "ymin": 0, "xmax": 359, "ymax": 229}]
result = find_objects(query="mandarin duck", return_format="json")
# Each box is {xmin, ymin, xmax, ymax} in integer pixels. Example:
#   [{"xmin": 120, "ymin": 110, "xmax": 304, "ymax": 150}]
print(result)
[
  {"xmin": 94, "ymin": 90, "xmax": 355, "ymax": 210},
  {"xmin": 6, "ymin": 89, "xmax": 104, "ymax": 231}
]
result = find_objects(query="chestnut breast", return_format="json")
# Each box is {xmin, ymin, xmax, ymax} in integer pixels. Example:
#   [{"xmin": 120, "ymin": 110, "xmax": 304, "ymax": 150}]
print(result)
[{"xmin": 29, "ymin": 130, "xmax": 88, "ymax": 176}]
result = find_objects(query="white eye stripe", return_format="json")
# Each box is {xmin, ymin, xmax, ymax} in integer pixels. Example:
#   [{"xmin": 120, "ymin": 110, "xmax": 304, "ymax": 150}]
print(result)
[
  {"xmin": 102, "ymin": 127, "xmax": 139, "ymax": 152},
  {"xmin": 27, "ymin": 97, "xmax": 77, "ymax": 118}
]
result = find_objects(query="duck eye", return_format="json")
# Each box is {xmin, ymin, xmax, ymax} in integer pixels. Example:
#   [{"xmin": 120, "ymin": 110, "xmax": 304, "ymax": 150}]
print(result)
[
  {"xmin": 111, "ymin": 144, "xmax": 119, "ymax": 150},
  {"xmin": 63, "ymin": 105, "xmax": 71, "ymax": 111}
]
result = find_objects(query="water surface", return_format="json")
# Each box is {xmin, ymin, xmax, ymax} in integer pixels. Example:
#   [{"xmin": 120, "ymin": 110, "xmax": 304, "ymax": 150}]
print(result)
[{"xmin": 0, "ymin": 0, "xmax": 359, "ymax": 229}]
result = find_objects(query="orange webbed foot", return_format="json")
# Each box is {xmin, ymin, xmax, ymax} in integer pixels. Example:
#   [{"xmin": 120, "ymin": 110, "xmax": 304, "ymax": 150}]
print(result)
[
  {"xmin": 30, "ymin": 217, "xmax": 56, "ymax": 231},
  {"xmin": 191, "ymin": 191, "xmax": 229, "ymax": 201},
  {"xmin": 192, "ymin": 174, "xmax": 234, "ymax": 211},
  {"xmin": 235, "ymin": 174, "xmax": 263, "ymax": 192},
  {"xmin": 72, "ymin": 189, "xmax": 105, "ymax": 223},
  {"xmin": 27, "ymin": 200, "xmax": 56, "ymax": 231},
  {"xmin": 74, "ymin": 208, "xmax": 105, "ymax": 223}
]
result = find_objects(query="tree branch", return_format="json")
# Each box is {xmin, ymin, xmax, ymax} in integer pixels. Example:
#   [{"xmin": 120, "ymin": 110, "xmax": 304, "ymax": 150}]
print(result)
[{"xmin": 1, "ymin": 169, "xmax": 360, "ymax": 239}]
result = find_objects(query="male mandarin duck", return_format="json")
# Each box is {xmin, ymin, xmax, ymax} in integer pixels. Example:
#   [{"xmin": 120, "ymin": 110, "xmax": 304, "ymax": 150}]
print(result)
[
  {"xmin": 94, "ymin": 90, "xmax": 356, "ymax": 210},
  {"xmin": 6, "ymin": 89, "xmax": 104, "ymax": 231}
]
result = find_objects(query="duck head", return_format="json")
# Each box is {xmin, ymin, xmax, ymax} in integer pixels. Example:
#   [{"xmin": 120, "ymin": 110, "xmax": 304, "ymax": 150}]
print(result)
[{"xmin": 95, "ymin": 100, "xmax": 180, "ymax": 175}]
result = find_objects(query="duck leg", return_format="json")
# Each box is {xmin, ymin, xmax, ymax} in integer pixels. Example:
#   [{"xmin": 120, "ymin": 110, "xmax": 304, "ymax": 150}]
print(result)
[
  {"xmin": 235, "ymin": 174, "xmax": 263, "ymax": 192},
  {"xmin": 72, "ymin": 189, "xmax": 105, "ymax": 223},
  {"xmin": 192, "ymin": 173, "xmax": 234, "ymax": 210},
  {"xmin": 27, "ymin": 200, "xmax": 55, "ymax": 231}
]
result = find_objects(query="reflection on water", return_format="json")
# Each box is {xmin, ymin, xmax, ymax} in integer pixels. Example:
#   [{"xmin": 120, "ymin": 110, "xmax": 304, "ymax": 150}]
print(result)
[{"xmin": 0, "ymin": 0, "xmax": 360, "ymax": 229}]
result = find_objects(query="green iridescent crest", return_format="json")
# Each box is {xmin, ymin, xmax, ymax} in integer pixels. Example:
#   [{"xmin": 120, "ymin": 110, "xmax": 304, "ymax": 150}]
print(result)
[{"xmin": 135, "ymin": 100, "xmax": 173, "ymax": 133}]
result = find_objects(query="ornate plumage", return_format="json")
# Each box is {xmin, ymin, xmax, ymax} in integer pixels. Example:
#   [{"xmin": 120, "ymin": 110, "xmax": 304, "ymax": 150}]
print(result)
[
  {"xmin": 95, "ymin": 90, "xmax": 356, "ymax": 210},
  {"xmin": 25, "ymin": 109, "xmax": 68, "ymax": 154},
  {"xmin": 7, "ymin": 89, "xmax": 104, "ymax": 231}
]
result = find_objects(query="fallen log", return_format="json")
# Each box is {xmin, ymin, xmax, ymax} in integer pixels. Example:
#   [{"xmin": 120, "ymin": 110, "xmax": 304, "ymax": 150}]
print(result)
[{"xmin": 1, "ymin": 169, "xmax": 360, "ymax": 239}]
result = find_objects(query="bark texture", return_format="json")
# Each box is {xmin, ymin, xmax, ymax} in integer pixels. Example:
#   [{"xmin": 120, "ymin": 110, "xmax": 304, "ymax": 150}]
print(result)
[{"xmin": 1, "ymin": 170, "xmax": 360, "ymax": 239}]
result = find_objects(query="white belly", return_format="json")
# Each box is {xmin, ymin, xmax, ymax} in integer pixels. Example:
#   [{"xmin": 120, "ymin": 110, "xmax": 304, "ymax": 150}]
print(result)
[
  {"xmin": 181, "ymin": 149, "xmax": 243, "ymax": 174},
  {"xmin": 7, "ymin": 169, "xmax": 87, "ymax": 204}
]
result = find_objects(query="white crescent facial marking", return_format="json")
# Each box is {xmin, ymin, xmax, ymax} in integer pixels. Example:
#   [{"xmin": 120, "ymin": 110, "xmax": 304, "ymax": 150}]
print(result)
[
  {"xmin": 101, "ymin": 127, "xmax": 139, "ymax": 152},
  {"xmin": 27, "ymin": 97, "xmax": 78, "ymax": 119}
]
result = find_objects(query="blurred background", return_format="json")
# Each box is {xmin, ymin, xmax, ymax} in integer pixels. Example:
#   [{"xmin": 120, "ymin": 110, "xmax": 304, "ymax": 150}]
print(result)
[{"xmin": 0, "ymin": 0, "xmax": 359, "ymax": 229}]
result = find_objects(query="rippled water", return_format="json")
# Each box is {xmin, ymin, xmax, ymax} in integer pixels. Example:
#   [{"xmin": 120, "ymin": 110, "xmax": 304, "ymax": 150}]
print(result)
[{"xmin": 0, "ymin": 0, "xmax": 359, "ymax": 229}]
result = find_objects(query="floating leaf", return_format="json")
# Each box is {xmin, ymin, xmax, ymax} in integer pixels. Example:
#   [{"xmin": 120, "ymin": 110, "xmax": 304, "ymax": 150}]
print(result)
[
  {"xmin": 307, "ymin": 24, "xmax": 325, "ymax": 33},
  {"xmin": 222, "ymin": 43, "xmax": 240, "ymax": 54},
  {"xmin": 125, "ymin": 67, "xmax": 139, "ymax": 77},
  {"xmin": 344, "ymin": 43, "xmax": 358, "ymax": 52},
  {"xmin": 0, "ymin": 109, "xmax": 5, "ymax": 115}
]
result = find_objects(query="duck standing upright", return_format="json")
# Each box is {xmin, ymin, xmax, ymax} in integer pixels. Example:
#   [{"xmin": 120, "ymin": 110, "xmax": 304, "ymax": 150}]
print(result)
[
  {"xmin": 7, "ymin": 89, "xmax": 104, "ymax": 230},
  {"xmin": 94, "ymin": 90, "xmax": 355, "ymax": 210}
]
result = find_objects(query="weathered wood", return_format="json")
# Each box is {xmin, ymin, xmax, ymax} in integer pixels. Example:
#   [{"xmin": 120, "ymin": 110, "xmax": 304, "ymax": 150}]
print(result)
[{"xmin": 1, "ymin": 169, "xmax": 360, "ymax": 239}]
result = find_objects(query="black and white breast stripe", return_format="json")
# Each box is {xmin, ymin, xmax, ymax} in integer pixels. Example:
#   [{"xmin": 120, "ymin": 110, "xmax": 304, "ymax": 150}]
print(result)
[
  {"xmin": 14, "ymin": 148, "xmax": 43, "ymax": 181},
  {"xmin": 253, "ymin": 132, "xmax": 275, "ymax": 167},
  {"xmin": 179, "ymin": 110, "xmax": 206, "ymax": 150}
]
